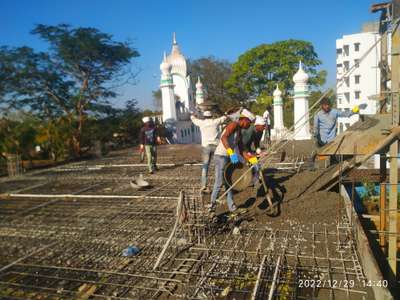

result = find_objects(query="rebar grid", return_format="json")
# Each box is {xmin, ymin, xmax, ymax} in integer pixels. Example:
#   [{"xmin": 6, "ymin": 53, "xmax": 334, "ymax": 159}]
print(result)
[
  {"xmin": 0, "ymin": 148, "xmax": 374, "ymax": 299},
  {"xmin": 176, "ymin": 210, "xmax": 369, "ymax": 299}
]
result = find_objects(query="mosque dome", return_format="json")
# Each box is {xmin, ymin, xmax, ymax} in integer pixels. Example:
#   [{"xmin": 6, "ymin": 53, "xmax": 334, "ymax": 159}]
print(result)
[
  {"xmin": 293, "ymin": 61, "xmax": 309, "ymax": 83},
  {"xmin": 160, "ymin": 52, "xmax": 171, "ymax": 75},
  {"xmin": 166, "ymin": 33, "xmax": 187, "ymax": 76},
  {"xmin": 273, "ymin": 84, "xmax": 282, "ymax": 97},
  {"xmin": 196, "ymin": 77, "xmax": 203, "ymax": 89}
]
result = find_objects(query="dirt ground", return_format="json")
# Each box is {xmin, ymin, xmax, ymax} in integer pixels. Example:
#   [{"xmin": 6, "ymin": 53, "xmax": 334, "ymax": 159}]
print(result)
[{"xmin": 209, "ymin": 164, "xmax": 343, "ymax": 228}]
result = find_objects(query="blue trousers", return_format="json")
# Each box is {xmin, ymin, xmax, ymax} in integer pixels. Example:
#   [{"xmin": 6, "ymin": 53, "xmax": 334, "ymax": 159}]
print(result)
[
  {"xmin": 211, "ymin": 155, "xmax": 235, "ymax": 211},
  {"xmin": 201, "ymin": 145, "xmax": 216, "ymax": 188}
]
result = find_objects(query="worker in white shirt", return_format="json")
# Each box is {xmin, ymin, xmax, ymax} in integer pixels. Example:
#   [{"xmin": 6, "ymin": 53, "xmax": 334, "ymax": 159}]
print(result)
[
  {"xmin": 190, "ymin": 111, "xmax": 227, "ymax": 192},
  {"xmin": 262, "ymin": 105, "xmax": 272, "ymax": 145}
]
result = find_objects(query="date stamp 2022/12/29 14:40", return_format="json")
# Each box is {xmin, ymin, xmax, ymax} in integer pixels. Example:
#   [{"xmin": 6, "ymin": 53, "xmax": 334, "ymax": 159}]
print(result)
[{"xmin": 298, "ymin": 279, "xmax": 389, "ymax": 289}]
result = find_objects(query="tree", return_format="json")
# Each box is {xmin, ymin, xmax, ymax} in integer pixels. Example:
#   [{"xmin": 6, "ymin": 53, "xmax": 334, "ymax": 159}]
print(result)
[
  {"xmin": 189, "ymin": 56, "xmax": 238, "ymax": 111},
  {"xmin": 0, "ymin": 24, "xmax": 140, "ymax": 157},
  {"xmin": 0, "ymin": 114, "xmax": 40, "ymax": 162},
  {"xmin": 225, "ymin": 40, "xmax": 327, "ymax": 104},
  {"xmin": 119, "ymin": 99, "xmax": 143, "ymax": 144},
  {"xmin": 152, "ymin": 89, "xmax": 162, "ymax": 110}
]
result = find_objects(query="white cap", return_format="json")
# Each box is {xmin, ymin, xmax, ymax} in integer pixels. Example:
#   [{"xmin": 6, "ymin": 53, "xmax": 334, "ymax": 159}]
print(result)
[
  {"xmin": 203, "ymin": 110, "xmax": 212, "ymax": 117},
  {"xmin": 142, "ymin": 116, "xmax": 151, "ymax": 123},
  {"xmin": 255, "ymin": 115, "xmax": 266, "ymax": 126},
  {"xmin": 240, "ymin": 108, "xmax": 255, "ymax": 122}
]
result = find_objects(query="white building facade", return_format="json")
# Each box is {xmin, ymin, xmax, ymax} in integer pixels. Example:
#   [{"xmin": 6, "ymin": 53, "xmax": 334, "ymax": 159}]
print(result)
[
  {"xmin": 336, "ymin": 31, "xmax": 381, "ymax": 134},
  {"xmin": 159, "ymin": 33, "xmax": 200, "ymax": 144}
]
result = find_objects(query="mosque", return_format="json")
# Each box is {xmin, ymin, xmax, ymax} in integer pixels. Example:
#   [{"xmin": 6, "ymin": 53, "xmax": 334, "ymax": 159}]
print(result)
[
  {"xmin": 159, "ymin": 33, "xmax": 201, "ymax": 144},
  {"xmin": 159, "ymin": 33, "xmax": 312, "ymax": 144}
]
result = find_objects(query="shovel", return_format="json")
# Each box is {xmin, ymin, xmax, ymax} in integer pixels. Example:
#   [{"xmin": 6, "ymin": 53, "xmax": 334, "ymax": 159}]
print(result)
[{"xmin": 256, "ymin": 167, "xmax": 279, "ymax": 217}]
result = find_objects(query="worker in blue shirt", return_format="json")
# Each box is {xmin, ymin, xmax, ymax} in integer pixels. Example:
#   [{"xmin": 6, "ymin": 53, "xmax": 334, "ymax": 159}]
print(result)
[{"xmin": 313, "ymin": 98, "xmax": 359, "ymax": 147}]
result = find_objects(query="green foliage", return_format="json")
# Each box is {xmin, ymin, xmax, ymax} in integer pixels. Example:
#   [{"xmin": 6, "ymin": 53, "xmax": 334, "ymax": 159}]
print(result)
[
  {"xmin": 225, "ymin": 39, "xmax": 327, "ymax": 105},
  {"xmin": 0, "ymin": 114, "xmax": 40, "ymax": 160},
  {"xmin": 256, "ymin": 93, "xmax": 273, "ymax": 106},
  {"xmin": 189, "ymin": 56, "xmax": 239, "ymax": 111},
  {"xmin": 83, "ymin": 99, "xmax": 143, "ymax": 146},
  {"xmin": 0, "ymin": 24, "xmax": 140, "ymax": 157},
  {"xmin": 152, "ymin": 89, "xmax": 162, "ymax": 110}
]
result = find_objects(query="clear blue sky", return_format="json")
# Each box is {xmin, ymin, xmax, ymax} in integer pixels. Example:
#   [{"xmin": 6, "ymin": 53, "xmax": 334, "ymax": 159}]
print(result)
[{"xmin": 0, "ymin": 0, "xmax": 379, "ymax": 110}]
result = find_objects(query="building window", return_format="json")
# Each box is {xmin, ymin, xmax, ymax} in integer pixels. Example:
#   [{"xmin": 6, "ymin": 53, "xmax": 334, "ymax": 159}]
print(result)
[
  {"xmin": 343, "ymin": 61, "xmax": 349, "ymax": 72},
  {"xmin": 181, "ymin": 130, "xmax": 184, "ymax": 138},
  {"xmin": 345, "ymin": 77, "xmax": 350, "ymax": 87},
  {"xmin": 354, "ymin": 43, "xmax": 360, "ymax": 52},
  {"xmin": 338, "ymin": 97, "xmax": 342, "ymax": 105},
  {"xmin": 336, "ymin": 48, "xmax": 342, "ymax": 59},
  {"xmin": 355, "ymin": 91, "xmax": 360, "ymax": 99},
  {"xmin": 354, "ymin": 75, "xmax": 360, "ymax": 84},
  {"xmin": 344, "ymin": 92, "xmax": 350, "ymax": 103},
  {"xmin": 343, "ymin": 45, "xmax": 349, "ymax": 56},
  {"xmin": 345, "ymin": 123, "xmax": 350, "ymax": 130},
  {"xmin": 354, "ymin": 59, "xmax": 360, "ymax": 68},
  {"xmin": 339, "ymin": 123, "xmax": 344, "ymax": 133}
]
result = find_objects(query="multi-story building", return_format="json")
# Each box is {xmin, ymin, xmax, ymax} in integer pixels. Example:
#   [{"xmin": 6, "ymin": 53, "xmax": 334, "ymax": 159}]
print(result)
[{"xmin": 336, "ymin": 25, "xmax": 381, "ymax": 134}]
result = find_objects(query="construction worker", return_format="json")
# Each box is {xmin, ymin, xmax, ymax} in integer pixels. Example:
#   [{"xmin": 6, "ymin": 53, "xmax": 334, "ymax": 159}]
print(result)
[
  {"xmin": 139, "ymin": 116, "xmax": 161, "ymax": 174},
  {"xmin": 210, "ymin": 109, "xmax": 258, "ymax": 213},
  {"xmin": 240, "ymin": 115, "xmax": 266, "ymax": 185},
  {"xmin": 241, "ymin": 115, "xmax": 266, "ymax": 155},
  {"xmin": 262, "ymin": 105, "xmax": 272, "ymax": 145},
  {"xmin": 190, "ymin": 110, "xmax": 227, "ymax": 192},
  {"xmin": 313, "ymin": 98, "xmax": 359, "ymax": 147}
]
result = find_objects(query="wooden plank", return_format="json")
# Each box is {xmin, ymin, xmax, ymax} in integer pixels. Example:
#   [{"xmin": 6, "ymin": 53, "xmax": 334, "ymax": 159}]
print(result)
[{"xmin": 388, "ymin": 2, "xmax": 400, "ymax": 277}]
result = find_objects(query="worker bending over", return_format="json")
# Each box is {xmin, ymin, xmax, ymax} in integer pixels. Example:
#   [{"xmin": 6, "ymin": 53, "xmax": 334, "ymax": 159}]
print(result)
[
  {"xmin": 240, "ymin": 115, "xmax": 266, "ymax": 184},
  {"xmin": 241, "ymin": 116, "xmax": 266, "ymax": 155},
  {"xmin": 191, "ymin": 110, "xmax": 227, "ymax": 192},
  {"xmin": 139, "ymin": 117, "xmax": 161, "ymax": 174},
  {"xmin": 210, "ymin": 109, "xmax": 258, "ymax": 213}
]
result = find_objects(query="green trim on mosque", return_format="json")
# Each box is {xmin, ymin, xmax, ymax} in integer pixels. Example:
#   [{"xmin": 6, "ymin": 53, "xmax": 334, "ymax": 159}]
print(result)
[
  {"xmin": 160, "ymin": 79, "xmax": 173, "ymax": 85},
  {"xmin": 294, "ymin": 91, "xmax": 309, "ymax": 97},
  {"xmin": 273, "ymin": 100, "xmax": 283, "ymax": 105}
]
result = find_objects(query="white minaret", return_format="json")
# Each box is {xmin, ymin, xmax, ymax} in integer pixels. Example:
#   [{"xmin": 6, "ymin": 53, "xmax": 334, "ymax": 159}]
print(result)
[
  {"xmin": 160, "ymin": 52, "xmax": 177, "ymax": 121},
  {"xmin": 168, "ymin": 33, "xmax": 191, "ymax": 113},
  {"xmin": 195, "ymin": 77, "xmax": 204, "ymax": 105},
  {"xmin": 272, "ymin": 84, "xmax": 285, "ymax": 139},
  {"xmin": 293, "ymin": 61, "xmax": 311, "ymax": 140}
]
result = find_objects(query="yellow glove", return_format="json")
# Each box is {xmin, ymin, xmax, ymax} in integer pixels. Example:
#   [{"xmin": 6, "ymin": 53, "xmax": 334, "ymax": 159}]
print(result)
[
  {"xmin": 226, "ymin": 148, "xmax": 234, "ymax": 156},
  {"xmin": 352, "ymin": 105, "xmax": 359, "ymax": 113},
  {"xmin": 248, "ymin": 156, "xmax": 258, "ymax": 165}
]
